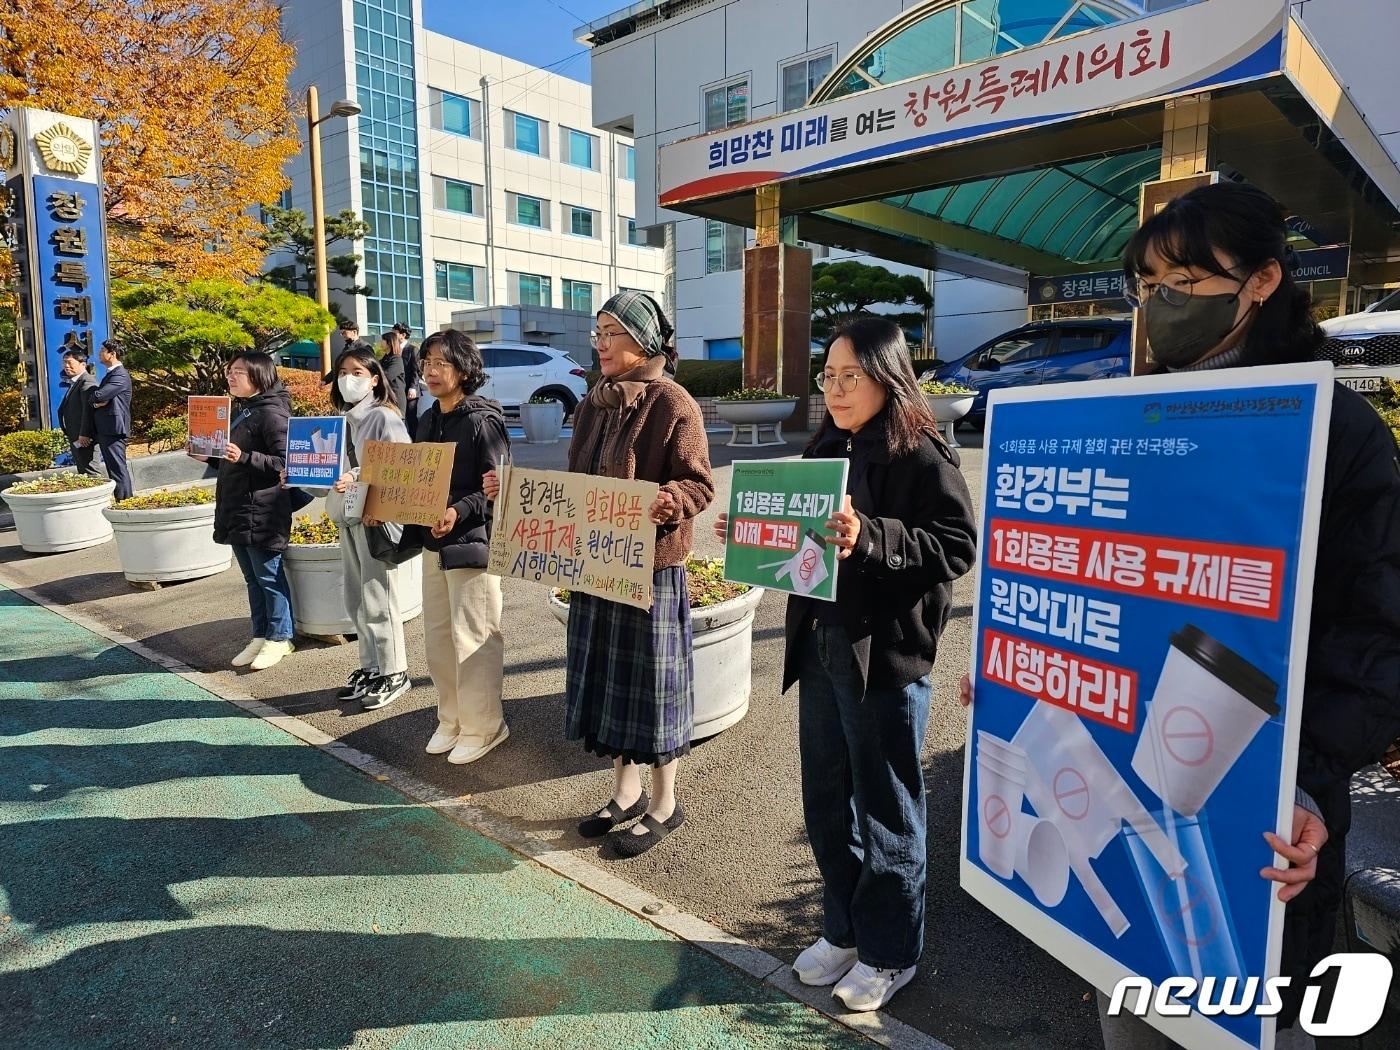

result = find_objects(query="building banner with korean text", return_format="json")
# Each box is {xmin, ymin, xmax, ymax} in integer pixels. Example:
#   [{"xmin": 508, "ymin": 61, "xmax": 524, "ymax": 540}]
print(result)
[
  {"xmin": 286, "ymin": 417, "xmax": 346, "ymax": 490},
  {"xmin": 960, "ymin": 364, "xmax": 1332, "ymax": 1050},
  {"xmin": 361, "ymin": 440, "xmax": 455, "ymax": 527},
  {"xmin": 186, "ymin": 396, "xmax": 231, "ymax": 459},
  {"xmin": 724, "ymin": 460, "xmax": 848, "ymax": 601},
  {"xmin": 488, "ymin": 466, "xmax": 659, "ymax": 611},
  {"xmin": 659, "ymin": 0, "xmax": 1286, "ymax": 206}
]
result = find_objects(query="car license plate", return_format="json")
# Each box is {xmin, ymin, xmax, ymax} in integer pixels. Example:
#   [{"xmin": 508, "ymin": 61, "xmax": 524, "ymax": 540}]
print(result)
[{"xmin": 1340, "ymin": 376, "xmax": 1383, "ymax": 392}]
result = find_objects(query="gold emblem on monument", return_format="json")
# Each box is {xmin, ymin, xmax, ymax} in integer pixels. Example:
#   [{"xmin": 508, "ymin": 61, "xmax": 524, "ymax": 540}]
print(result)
[
  {"xmin": 34, "ymin": 121, "xmax": 92, "ymax": 176},
  {"xmin": 0, "ymin": 124, "xmax": 17, "ymax": 171}
]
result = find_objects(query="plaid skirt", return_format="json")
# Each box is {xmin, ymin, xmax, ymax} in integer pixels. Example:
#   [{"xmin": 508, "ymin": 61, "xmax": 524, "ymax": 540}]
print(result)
[{"xmin": 564, "ymin": 565, "xmax": 694, "ymax": 766}]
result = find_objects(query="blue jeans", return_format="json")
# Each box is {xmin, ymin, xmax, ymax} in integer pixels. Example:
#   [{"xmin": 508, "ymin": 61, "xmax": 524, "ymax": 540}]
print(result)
[
  {"xmin": 231, "ymin": 545, "xmax": 294, "ymax": 642},
  {"xmin": 798, "ymin": 624, "xmax": 933, "ymax": 970}
]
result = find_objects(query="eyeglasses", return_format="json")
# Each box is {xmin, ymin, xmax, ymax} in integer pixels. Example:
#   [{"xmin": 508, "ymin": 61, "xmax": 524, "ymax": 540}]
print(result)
[
  {"xmin": 420, "ymin": 359, "xmax": 454, "ymax": 372},
  {"xmin": 815, "ymin": 371, "xmax": 866, "ymax": 394},
  {"xmin": 225, "ymin": 368, "xmax": 249, "ymax": 378},
  {"xmin": 1124, "ymin": 271, "xmax": 1238, "ymax": 309},
  {"xmin": 590, "ymin": 329, "xmax": 630, "ymax": 349}
]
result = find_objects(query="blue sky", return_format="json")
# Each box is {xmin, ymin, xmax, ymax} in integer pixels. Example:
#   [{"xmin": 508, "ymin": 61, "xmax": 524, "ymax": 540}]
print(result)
[{"xmin": 422, "ymin": 0, "xmax": 622, "ymax": 83}]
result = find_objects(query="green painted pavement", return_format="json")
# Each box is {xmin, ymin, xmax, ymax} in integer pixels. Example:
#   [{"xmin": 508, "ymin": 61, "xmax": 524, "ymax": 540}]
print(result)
[{"xmin": 0, "ymin": 584, "xmax": 871, "ymax": 1050}]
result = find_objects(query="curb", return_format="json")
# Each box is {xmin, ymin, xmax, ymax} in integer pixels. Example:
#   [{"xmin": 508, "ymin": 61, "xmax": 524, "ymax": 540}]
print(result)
[{"xmin": 1, "ymin": 572, "xmax": 953, "ymax": 1050}]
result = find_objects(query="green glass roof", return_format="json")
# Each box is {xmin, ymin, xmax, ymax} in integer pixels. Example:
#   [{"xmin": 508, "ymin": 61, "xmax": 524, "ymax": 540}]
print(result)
[
  {"xmin": 876, "ymin": 146, "xmax": 1162, "ymax": 265},
  {"xmin": 817, "ymin": 0, "xmax": 1144, "ymax": 104}
]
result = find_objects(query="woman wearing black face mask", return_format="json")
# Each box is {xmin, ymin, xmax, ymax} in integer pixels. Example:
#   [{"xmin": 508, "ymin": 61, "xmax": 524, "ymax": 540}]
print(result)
[{"xmin": 1100, "ymin": 184, "xmax": 1399, "ymax": 1047}]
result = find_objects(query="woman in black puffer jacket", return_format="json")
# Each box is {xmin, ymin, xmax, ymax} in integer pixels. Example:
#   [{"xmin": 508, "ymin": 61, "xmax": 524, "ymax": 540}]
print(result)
[{"xmin": 204, "ymin": 351, "xmax": 295, "ymax": 672}]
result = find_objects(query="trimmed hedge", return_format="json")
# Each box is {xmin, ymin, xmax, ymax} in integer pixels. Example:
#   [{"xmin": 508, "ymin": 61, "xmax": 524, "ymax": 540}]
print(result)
[
  {"xmin": 0, "ymin": 429, "xmax": 67, "ymax": 474},
  {"xmin": 0, "ymin": 389, "xmax": 24, "ymax": 435},
  {"xmin": 674, "ymin": 360, "xmax": 742, "ymax": 397}
]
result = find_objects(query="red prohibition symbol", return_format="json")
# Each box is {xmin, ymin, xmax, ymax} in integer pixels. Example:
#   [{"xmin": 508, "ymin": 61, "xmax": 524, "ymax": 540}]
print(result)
[{"xmin": 983, "ymin": 794, "xmax": 1013, "ymax": 839}]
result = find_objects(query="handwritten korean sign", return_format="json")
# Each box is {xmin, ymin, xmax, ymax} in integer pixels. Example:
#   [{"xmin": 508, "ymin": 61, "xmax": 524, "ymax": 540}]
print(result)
[
  {"xmin": 489, "ymin": 466, "xmax": 659, "ymax": 611},
  {"xmin": 360, "ymin": 440, "xmax": 455, "ymax": 527}
]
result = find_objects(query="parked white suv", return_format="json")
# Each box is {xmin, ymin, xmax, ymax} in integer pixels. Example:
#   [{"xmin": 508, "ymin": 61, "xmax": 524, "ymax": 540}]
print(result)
[
  {"xmin": 478, "ymin": 342, "xmax": 589, "ymax": 416},
  {"xmin": 1318, "ymin": 291, "xmax": 1400, "ymax": 393}
]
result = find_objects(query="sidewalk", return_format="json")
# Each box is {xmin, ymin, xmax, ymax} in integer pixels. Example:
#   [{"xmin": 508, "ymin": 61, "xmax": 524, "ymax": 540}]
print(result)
[
  {"xmin": 0, "ymin": 580, "xmax": 883, "ymax": 1050},
  {"xmin": 0, "ymin": 434, "xmax": 1109, "ymax": 1050}
]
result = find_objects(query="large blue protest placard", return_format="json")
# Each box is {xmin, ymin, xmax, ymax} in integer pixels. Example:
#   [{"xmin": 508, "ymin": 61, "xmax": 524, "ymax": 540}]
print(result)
[
  {"xmin": 285, "ymin": 417, "xmax": 345, "ymax": 490},
  {"xmin": 960, "ymin": 363, "xmax": 1332, "ymax": 1050}
]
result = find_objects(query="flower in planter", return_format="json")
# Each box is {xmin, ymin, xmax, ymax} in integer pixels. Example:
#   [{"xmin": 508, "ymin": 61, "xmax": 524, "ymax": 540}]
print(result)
[
  {"xmin": 716, "ymin": 387, "xmax": 797, "ymax": 402},
  {"xmin": 7, "ymin": 473, "xmax": 112, "ymax": 496},
  {"xmin": 554, "ymin": 556, "xmax": 749, "ymax": 610},
  {"xmin": 919, "ymin": 380, "xmax": 975, "ymax": 396},
  {"xmin": 111, "ymin": 487, "xmax": 215, "ymax": 511},
  {"xmin": 290, "ymin": 512, "xmax": 339, "ymax": 545},
  {"xmin": 527, "ymin": 394, "xmax": 561, "ymax": 405}
]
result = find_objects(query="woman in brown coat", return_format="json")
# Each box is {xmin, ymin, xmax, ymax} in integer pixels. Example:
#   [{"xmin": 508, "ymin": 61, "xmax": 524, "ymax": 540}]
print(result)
[{"xmin": 486, "ymin": 292, "xmax": 713, "ymax": 856}]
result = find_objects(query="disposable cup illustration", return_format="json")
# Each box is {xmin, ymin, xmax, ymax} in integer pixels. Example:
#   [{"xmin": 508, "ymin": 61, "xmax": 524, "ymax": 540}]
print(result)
[
  {"xmin": 1124, "ymin": 813, "xmax": 1246, "ymax": 984},
  {"xmin": 975, "ymin": 734, "xmax": 1028, "ymax": 880},
  {"xmin": 765, "ymin": 529, "xmax": 830, "ymax": 597},
  {"xmin": 311, "ymin": 428, "xmax": 338, "ymax": 455},
  {"xmin": 1013, "ymin": 703, "xmax": 1188, "ymax": 878},
  {"xmin": 1013, "ymin": 812, "xmax": 1070, "ymax": 908},
  {"xmin": 1132, "ymin": 626, "xmax": 1280, "ymax": 817}
]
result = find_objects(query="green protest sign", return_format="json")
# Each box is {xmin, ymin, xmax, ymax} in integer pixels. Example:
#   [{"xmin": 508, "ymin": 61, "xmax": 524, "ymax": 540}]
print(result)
[{"xmin": 724, "ymin": 459, "xmax": 849, "ymax": 601}]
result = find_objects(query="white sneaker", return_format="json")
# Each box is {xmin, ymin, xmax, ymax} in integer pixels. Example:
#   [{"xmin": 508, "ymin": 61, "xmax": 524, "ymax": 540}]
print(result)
[
  {"xmin": 447, "ymin": 725, "xmax": 510, "ymax": 765},
  {"xmin": 832, "ymin": 962, "xmax": 917, "ymax": 1012},
  {"xmin": 425, "ymin": 727, "xmax": 459, "ymax": 755},
  {"xmin": 793, "ymin": 937, "xmax": 859, "ymax": 986},
  {"xmin": 248, "ymin": 639, "xmax": 295, "ymax": 671},
  {"xmin": 231, "ymin": 638, "xmax": 265, "ymax": 667}
]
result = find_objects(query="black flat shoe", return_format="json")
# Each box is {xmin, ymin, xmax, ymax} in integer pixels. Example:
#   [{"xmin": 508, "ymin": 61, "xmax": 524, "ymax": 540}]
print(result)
[
  {"xmin": 578, "ymin": 793, "xmax": 648, "ymax": 838},
  {"xmin": 609, "ymin": 805, "xmax": 685, "ymax": 858}
]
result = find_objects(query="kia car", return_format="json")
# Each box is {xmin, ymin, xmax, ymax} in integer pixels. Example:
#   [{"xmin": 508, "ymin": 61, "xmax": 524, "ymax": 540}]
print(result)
[
  {"xmin": 1317, "ymin": 294, "xmax": 1400, "ymax": 394},
  {"xmin": 920, "ymin": 318, "xmax": 1132, "ymax": 425}
]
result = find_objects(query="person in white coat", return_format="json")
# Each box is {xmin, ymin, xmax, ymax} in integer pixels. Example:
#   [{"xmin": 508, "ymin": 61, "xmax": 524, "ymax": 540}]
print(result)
[{"xmin": 327, "ymin": 347, "xmax": 414, "ymax": 711}]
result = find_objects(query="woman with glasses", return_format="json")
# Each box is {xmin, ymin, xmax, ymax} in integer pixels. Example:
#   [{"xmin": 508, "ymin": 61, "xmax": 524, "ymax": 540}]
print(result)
[
  {"xmin": 411, "ymin": 330, "xmax": 512, "ymax": 765},
  {"xmin": 715, "ymin": 316, "xmax": 977, "ymax": 1011},
  {"xmin": 485, "ymin": 291, "xmax": 713, "ymax": 857},
  {"xmin": 195, "ymin": 352, "xmax": 296, "ymax": 671},
  {"xmin": 960, "ymin": 182, "xmax": 1400, "ymax": 1048}
]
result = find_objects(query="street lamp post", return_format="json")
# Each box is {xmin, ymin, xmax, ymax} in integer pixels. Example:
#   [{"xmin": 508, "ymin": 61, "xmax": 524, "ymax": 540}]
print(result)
[{"xmin": 306, "ymin": 86, "xmax": 362, "ymax": 375}]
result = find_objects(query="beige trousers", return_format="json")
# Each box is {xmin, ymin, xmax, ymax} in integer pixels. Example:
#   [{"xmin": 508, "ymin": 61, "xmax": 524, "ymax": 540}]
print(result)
[{"xmin": 421, "ymin": 557, "xmax": 505, "ymax": 746}]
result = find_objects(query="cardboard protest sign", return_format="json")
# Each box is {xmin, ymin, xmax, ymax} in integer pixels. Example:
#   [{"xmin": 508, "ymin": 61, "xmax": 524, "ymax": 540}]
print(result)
[
  {"xmin": 489, "ymin": 465, "xmax": 659, "ymax": 610},
  {"xmin": 285, "ymin": 417, "xmax": 345, "ymax": 489},
  {"xmin": 961, "ymin": 364, "xmax": 1332, "ymax": 1050},
  {"xmin": 360, "ymin": 440, "xmax": 455, "ymax": 527},
  {"xmin": 186, "ymin": 396, "xmax": 231, "ymax": 458},
  {"xmin": 724, "ymin": 460, "xmax": 848, "ymax": 601}
]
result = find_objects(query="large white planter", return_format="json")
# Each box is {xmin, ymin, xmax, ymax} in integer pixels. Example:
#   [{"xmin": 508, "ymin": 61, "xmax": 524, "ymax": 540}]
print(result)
[
  {"xmin": 283, "ymin": 542, "xmax": 424, "ymax": 637},
  {"xmin": 716, "ymin": 398, "xmax": 798, "ymax": 448},
  {"xmin": 1, "ymin": 479, "xmax": 115, "ymax": 554},
  {"xmin": 549, "ymin": 585, "xmax": 765, "ymax": 738},
  {"xmin": 925, "ymin": 393, "xmax": 976, "ymax": 448},
  {"xmin": 102, "ymin": 499, "xmax": 229, "ymax": 583},
  {"xmin": 520, "ymin": 400, "xmax": 565, "ymax": 444}
]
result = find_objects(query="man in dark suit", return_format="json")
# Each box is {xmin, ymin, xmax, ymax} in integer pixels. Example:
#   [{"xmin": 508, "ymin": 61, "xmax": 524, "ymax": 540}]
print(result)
[
  {"xmin": 57, "ymin": 348, "xmax": 99, "ymax": 475},
  {"xmin": 89, "ymin": 339, "xmax": 134, "ymax": 500},
  {"xmin": 392, "ymin": 322, "xmax": 420, "ymax": 436}
]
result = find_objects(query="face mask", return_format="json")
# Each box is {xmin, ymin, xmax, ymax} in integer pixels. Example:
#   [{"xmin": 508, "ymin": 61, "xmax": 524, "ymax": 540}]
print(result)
[
  {"xmin": 338, "ymin": 374, "xmax": 374, "ymax": 404},
  {"xmin": 1144, "ymin": 285, "xmax": 1251, "ymax": 369}
]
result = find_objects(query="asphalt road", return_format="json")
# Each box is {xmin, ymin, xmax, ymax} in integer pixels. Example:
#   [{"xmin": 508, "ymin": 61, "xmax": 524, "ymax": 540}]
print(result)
[{"xmin": 0, "ymin": 428, "xmax": 1107, "ymax": 1050}]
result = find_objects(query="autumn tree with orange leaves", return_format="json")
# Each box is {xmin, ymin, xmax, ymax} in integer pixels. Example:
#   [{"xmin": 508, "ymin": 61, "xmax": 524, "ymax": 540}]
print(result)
[{"xmin": 0, "ymin": 0, "xmax": 299, "ymax": 282}]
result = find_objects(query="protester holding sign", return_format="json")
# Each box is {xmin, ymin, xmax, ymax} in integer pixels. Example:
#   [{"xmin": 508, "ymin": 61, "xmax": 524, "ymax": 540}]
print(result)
[
  {"xmin": 488, "ymin": 291, "xmax": 713, "ymax": 858},
  {"xmin": 717, "ymin": 317, "xmax": 976, "ymax": 1011},
  {"xmin": 409, "ymin": 330, "xmax": 512, "ymax": 765},
  {"xmin": 323, "ymin": 347, "xmax": 413, "ymax": 712},
  {"xmin": 192, "ymin": 352, "xmax": 295, "ymax": 671},
  {"xmin": 961, "ymin": 183, "xmax": 1400, "ymax": 1047}
]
